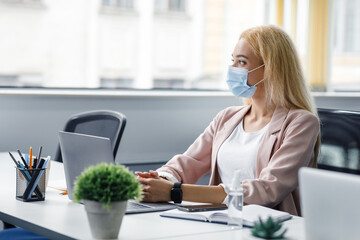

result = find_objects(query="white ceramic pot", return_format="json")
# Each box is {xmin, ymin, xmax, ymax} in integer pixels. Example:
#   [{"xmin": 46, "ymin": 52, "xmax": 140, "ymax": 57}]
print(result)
[{"xmin": 83, "ymin": 200, "xmax": 127, "ymax": 239}]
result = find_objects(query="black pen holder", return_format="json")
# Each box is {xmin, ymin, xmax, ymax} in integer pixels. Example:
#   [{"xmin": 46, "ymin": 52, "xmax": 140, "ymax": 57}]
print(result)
[{"xmin": 16, "ymin": 167, "xmax": 46, "ymax": 202}]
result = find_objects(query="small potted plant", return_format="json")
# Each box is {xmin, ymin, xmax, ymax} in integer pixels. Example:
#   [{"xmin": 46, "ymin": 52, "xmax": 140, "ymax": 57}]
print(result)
[
  {"xmin": 251, "ymin": 216, "xmax": 287, "ymax": 239},
  {"xmin": 74, "ymin": 163, "xmax": 142, "ymax": 239}
]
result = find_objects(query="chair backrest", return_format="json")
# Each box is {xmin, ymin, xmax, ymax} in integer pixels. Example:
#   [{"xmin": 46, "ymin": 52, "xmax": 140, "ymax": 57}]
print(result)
[
  {"xmin": 317, "ymin": 108, "xmax": 360, "ymax": 174},
  {"xmin": 54, "ymin": 110, "xmax": 126, "ymax": 162}
]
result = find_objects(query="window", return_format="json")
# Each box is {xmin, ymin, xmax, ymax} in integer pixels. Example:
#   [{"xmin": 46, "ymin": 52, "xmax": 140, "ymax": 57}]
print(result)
[
  {"xmin": 0, "ymin": 75, "xmax": 18, "ymax": 86},
  {"xmin": 153, "ymin": 78, "xmax": 184, "ymax": 89},
  {"xmin": 1, "ymin": 0, "xmax": 41, "ymax": 3},
  {"xmin": 333, "ymin": 0, "xmax": 360, "ymax": 53},
  {"xmin": 154, "ymin": 0, "xmax": 185, "ymax": 12},
  {"xmin": 101, "ymin": 78, "xmax": 133, "ymax": 88},
  {"xmin": 0, "ymin": 0, "xmax": 43, "ymax": 7},
  {"xmin": 10, "ymin": 0, "xmax": 360, "ymax": 92},
  {"xmin": 330, "ymin": 0, "xmax": 360, "ymax": 91},
  {"xmin": 102, "ymin": 0, "xmax": 134, "ymax": 9}
]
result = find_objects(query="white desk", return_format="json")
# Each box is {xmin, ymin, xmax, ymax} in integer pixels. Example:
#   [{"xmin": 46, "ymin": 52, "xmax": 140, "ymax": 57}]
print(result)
[{"xmin": 0, "ymin": 152, "xmax": 305, "ymax": 239}]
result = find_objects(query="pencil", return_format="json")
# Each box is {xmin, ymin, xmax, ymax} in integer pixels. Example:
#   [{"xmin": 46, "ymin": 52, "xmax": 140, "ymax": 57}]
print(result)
[{"xmin": 29, "ymin": 146, "xmax": 33, "ymax": 169}]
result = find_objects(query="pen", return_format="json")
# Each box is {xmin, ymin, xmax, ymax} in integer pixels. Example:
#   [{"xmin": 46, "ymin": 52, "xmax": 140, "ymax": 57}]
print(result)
[
  {"xmin": 29, "ymin": 146, "xmax": 33, "ymax": 169},
  {"xmin": 9, "ymin": 152, "xmax": 21, "ymax": 168},
  {"xmin": 17, "ymin": 150, "xmax": 29, "ymax": 169},
  {"xmin": 10, "ymin": 152, "xmax": 29, "ymax": 177},
  {"xmin": 33, "ymin": 157, "xmax": 37, "ymax": 169},
  {"xmin": 18, "ymin": 162, "xmax": 32, "ymax": 179},
  {"xmin": 25, "ymin": 154, "xmax": 29, "ymax": 167},
  {"xmin": 35, "ymin": 146, "xmax": 42, "ymax": 168}
]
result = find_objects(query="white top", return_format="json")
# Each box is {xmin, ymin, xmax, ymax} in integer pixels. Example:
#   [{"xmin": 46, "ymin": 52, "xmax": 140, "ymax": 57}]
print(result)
[{"xmin": 217, "ymin": 119, "xmax": 269, "ymax": 186}]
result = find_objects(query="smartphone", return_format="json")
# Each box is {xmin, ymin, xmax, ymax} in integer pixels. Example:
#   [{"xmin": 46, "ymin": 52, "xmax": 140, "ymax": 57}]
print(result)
[{"xmin": 177, "ymin": 204, "xmax": 227, "ymax": 212}]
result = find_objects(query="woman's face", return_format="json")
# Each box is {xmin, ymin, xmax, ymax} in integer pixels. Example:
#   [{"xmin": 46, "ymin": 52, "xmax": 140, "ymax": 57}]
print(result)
[{"xmin": 231, "ymin": 38, "xmax": 264, "ymax": 87}]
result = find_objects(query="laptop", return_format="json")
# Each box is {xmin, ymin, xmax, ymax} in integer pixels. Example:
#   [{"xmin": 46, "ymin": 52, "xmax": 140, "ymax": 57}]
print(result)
[
  {"xmin": 58, "ymin": 131, "xmax": 177, "ymax": 214},
  {"xmin": 299, "ymin": 167, "xmax": 360, "ymax": 240}
]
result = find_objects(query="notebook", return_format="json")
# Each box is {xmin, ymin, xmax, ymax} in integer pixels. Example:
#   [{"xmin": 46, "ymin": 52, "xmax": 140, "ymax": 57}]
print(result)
[
  {"xmin": 299, "ymin": 167, "xmax": 360, "ymax": 240},
  {"xmin": 160, "ymin": 204, "xmax": 291, "ymax": 227},
  {"xmin": 58, "ymin": 131, "xmax": 176, "ymax": 214}
]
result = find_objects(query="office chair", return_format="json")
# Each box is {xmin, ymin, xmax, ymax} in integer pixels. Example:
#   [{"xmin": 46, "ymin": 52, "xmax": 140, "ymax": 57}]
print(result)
[
  {"xmin": 54, "ymin": 110, "xmax": 126, "ymax": 162},
  {"xmin": 317, "ymin": 108, "xmax": 360, "ymax": 175}
]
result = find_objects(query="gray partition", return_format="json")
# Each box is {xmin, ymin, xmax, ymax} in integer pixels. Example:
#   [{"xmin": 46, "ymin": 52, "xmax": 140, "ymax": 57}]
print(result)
[
  {"xmin": 1, "ymin": 89, "xmax": 359, "ymax": 174},
  {"xmin": 0, "ymin": 90, "xmax": 238, "ymax": 167}
]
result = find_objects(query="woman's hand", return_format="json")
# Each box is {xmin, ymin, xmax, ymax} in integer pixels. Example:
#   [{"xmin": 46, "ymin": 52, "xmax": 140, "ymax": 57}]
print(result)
[
  {"xmin": 136, "ymin": 175, "xmax": 173, "ymax": 202},
  {"xmin": 135, "ymin": 170, "xmax": 159, "ymax": 179}
]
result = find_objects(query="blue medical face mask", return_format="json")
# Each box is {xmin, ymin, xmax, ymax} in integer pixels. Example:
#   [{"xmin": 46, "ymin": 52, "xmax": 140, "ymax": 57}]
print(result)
[{"xmin": 226, "ymin": 64, "xmax": 265, "ymax": 98}]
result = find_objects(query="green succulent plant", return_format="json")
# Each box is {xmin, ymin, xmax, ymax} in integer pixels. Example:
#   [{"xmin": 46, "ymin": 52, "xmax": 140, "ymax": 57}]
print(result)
[
  {"xmin": 251, "ymin": 216, "xmax": 287, "ymax": 239},
  {"xmin": 74, "ymin": 163, "xmax": 142, "ymax": 210}
]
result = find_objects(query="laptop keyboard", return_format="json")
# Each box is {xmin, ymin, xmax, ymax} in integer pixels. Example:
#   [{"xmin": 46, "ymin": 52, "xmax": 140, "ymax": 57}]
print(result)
[
  {"xmin": 126, "ymin": 200, "xmax": 177, "ymax": 214},
  {"xmin": 127, "ymin": 201, "xmax": 152, "ymax": 210}
]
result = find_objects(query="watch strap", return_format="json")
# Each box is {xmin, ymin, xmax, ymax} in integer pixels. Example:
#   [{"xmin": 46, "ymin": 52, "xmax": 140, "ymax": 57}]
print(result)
[
  {"xmin": 173, "ymin": 182, "xmax": 182, "ymax": 189},
  {"xmin": 171, "ymin": 182, "xmax": 183, "ymax": 203}
]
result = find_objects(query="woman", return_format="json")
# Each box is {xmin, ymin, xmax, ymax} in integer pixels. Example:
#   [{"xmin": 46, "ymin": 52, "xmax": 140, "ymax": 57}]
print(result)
[{"xmin": 137, "ymin": 25, "xmax": 320, "ymax": 216}]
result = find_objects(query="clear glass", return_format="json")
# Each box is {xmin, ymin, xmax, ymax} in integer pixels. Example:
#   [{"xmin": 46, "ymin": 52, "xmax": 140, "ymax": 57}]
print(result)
[{"xmin": 227, "ymin": 186, "xmax": 244, "ymax": 228}]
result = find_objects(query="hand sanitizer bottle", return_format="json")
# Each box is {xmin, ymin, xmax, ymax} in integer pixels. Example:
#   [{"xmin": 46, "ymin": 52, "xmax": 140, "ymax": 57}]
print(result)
[{"xmin": 227, "ymin": 169, "xmax": 244, "ymax": 228}]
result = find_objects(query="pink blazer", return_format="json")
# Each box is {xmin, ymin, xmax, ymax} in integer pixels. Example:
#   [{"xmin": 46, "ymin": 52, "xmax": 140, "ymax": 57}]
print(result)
[{"xmin": 157, "ymin": 105, "xmax": 320, "ymax": 216}]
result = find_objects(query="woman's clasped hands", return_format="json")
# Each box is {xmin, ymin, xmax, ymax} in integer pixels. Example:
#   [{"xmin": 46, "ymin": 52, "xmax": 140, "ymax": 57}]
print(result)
[{"xmin": 136, "ymin": 170, "xmax": 173, "ymax": 202}]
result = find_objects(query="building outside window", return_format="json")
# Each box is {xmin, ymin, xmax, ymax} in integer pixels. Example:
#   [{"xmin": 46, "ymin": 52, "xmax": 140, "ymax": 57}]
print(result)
[
  {"xmin": 0, "ymin": 0, "xmax": 359, "ymax": 92},
  {"xmin": 330, "ymin": 0, "xmax": 360, "ymax": 91},
  {"xmin": 102, "ymin": 0, "xmax": 134, "ymax": 9},
  {"xmin": 154, "ymin": 0, "xmax": 185, "ymax": 12}
]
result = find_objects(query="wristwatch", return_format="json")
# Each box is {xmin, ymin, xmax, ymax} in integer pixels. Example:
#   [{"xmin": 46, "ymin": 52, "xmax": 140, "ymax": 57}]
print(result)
[{"xmin": 171, "ymin": 182, "xmax": 183, "ymax": 203}]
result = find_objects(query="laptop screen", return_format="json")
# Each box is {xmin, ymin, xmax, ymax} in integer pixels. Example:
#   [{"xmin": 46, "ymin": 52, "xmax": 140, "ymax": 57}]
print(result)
[
  {"xmin": 58, "ymin": 131, "xmax": 114, "ymax": 200},
  {"xmin": 299, "ymin": 167, "xmax": 360, "ymax": 240}
]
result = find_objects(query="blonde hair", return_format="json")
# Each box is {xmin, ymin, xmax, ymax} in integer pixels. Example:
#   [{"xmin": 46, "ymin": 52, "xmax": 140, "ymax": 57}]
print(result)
[{"xmin": 240, "ymin": 25, "xmax": 320, "ymax": 166}]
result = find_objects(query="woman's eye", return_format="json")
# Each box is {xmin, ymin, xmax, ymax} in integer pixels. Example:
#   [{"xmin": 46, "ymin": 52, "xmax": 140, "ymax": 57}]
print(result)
[{"xmin": 239, "ymin": 60, "xmax": 246, "ymax": 65}]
